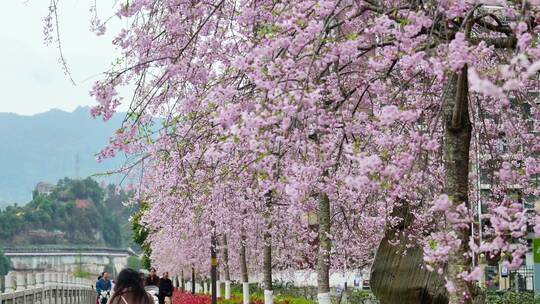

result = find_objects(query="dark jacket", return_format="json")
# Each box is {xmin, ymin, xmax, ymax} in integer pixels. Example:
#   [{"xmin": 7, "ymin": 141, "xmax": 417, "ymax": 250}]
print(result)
[
  {"xmin": 145, "ymin": 275, "xmax": 160, "ymax": 286},
  {"xmin": 96, "ymin": 279, "xmax": 112, "ymax": 293},
  {"xmin": 158, "ymin": 278, "xmax": 173, "ymax": 297}
]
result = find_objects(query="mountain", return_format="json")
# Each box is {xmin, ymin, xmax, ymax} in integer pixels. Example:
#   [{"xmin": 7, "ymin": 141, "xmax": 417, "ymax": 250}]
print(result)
[{"xmin": 0, "ymin": 107, "xmax": 125, "ymax": 207}]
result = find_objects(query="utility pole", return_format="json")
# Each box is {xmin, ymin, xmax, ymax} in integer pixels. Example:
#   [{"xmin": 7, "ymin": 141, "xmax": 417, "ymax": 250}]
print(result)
[{"xmin": 211, "ymin": 220, "xmax": 218, "ymax": 304}]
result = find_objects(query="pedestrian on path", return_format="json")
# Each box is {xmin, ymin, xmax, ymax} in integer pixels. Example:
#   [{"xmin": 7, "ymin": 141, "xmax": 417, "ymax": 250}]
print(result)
[
  {"xmin": 95, "ymin": 275, "xmax": 102, "ymax": 304},
  {"xmin": 145, "ymin": 267, "xmax": 160, "ymax": 286},
  {"xmin": 158, "ymin": 272, "xmax": 173, "ymax": 304},
  {"xmin": 108, "ymin": 268, "xmax": 154, "ymax": 304},
  {"xmin": 96, "ymin": 272, "xmax": 112, "ymax": 304}
]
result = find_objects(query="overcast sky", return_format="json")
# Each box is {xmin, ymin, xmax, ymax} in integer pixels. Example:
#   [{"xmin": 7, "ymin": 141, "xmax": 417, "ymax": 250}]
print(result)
[{"xmin": 0, "ymin": 1, "xmax": 126, "ymax": 115}]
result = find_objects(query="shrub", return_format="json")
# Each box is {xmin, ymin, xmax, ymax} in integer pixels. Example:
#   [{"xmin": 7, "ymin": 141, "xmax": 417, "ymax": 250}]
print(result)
[
  {"xmin": 347, "ymin": 290, "xmax": 379, "ymax": 304},
  {"xmin": 485, "ymin": 291, "xmax": 537, "ymax": 304}
]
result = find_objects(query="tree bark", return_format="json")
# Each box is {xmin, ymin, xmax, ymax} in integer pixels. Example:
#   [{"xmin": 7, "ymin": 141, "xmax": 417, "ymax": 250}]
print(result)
[
  {"xmin": 240, "ymin": 225, "xmax": 250, "ymax": 304},
  {"xmin": 263, "ymin": 192, "xmax": 273, "ymax": 304},
  {"xmin": 191, "ymin": 267, "xmax": 196, "ymax": 294},
  {"xmin": 263, "ymin": 230, "xmax": 273, "ymax": 303},
  {"xmin": 215, "ymin": 236, "xmax": 222, "ymax": 299},
  {"xmin": 317, "ymin": 192, "xmax": 331, "ymax": 304},
  {"xmin": 240, "ymin": 229, "xmax": 249, "ymax": 283},
  {"xmin": 222, "ymin": 235, "xmax": 231, "ymax": 281},
  {"xmin": 443, "ymin": 68, "xmax": 483, "ymax": 304},
  {"xmin": 371, "ymin": 204, "xmax": 448, "ymax": 304},
  {"xmin": 181, "ymin": 269, "xmax": 185, "ymax": 291},
  {"xmin": 222, "ymin": 235, "xmax": 231, "ymax": 299},
  {"xmin": 211, "ymin": 223, "xmax": 218, "ymax": 304}
]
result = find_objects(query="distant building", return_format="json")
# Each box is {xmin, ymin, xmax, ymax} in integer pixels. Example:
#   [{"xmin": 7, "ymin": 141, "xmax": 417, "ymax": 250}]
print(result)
[{"xmin": 34, "ymin": 182, "xmax": 55, "ymax": 196}]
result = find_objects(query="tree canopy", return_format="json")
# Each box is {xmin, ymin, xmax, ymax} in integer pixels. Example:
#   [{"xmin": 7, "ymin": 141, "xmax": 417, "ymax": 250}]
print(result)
[
  {"xmin": 47, "ymin": 1, "xmax": 540, "ymax": 303},
  {"xmin": 0, "ymin": 247, "xmax": 10, "ymax": 276}
]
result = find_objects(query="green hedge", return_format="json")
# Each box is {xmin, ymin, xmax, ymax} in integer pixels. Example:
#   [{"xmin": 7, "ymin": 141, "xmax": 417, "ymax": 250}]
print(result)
[
  {"xmin": 227, "ymin": 284, "xmax": 539, "ymax": 304},
  {"xmin": 345, "ymin": 290, "xmax": 539, "ymax": 304},
  {"xmin": 485, "ymin": 291, "xmax": 538, "ymax": 304},
  {"xmin": 347, "ymin": 290, "xmax": 378, "ymax": 303}
]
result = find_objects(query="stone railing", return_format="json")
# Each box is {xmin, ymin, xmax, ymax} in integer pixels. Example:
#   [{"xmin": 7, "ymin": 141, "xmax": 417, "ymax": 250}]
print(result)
[{"xmin": 0, "ymin": 272, "xmax": 95, "ymax": 304}]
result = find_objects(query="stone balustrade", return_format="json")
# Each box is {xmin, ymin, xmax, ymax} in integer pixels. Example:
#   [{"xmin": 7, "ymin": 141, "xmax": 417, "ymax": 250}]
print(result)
[{"xmin": 0, "ymin": 271, "xmax": 95, "ymax": 304}]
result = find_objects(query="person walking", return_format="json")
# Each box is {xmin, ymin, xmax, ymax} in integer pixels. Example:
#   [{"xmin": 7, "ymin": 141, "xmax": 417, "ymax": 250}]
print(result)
[
  {"xmin": 96, "ymin": 272, "xmax": 112, "ymax": 304},
  {"xmin": 95, "ymin": 275, "xmax": 102, "ymax": 304},
  {"xmin": 158, "ymin": 272, "xmax": 173, "ymax": 304},
  {"xmin": 108, "ymin": 268, "xmax": 154, "ymax": 304},
  {"xmin": 145, "ymin": 267, "xmax": 160, "ymax": 286}
]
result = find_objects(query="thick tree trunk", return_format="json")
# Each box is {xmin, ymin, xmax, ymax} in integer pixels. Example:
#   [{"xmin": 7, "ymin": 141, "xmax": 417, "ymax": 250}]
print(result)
[
  {"xmin": 443, "ymin": 68, "xmax": 483, "ymax": 304},
  {"xmin": 181, "ymin": 269, "xmax": 185, "ymax": 291},
  {"xmin": 191, "ymin": 267, "xmax": 196, "ymax": 294},
  {"xmin": 240, "ymin": 230, "xmax": 249, "ymax": 282},
  {"xmin": 211, "ymin": 226, "xmax": 218, "ymax": 304},
  {"xmin": 216, "ymin": 270, "xmax": 221, "ymax": 299},
  {"xmin": 263, "ymin": 192, "xmax": 273, "ymax": 304},
  {"xmin": 240, "ymin": 227, "xmax": 250, "ymax": 304},
  {"xmin": 222, "ymin": 235, "xmax": 232, "ymax": 299},
  {"xmin": 371, "ymin": 204, "xmax": 448, "ymax": 304},
  {"xmin": 215, "ymin": 235, "xmax": 222, "ymax": 299},
  {"xmin": 263, "ymin": 231, "xmax": 273, "ymax": 304},
  {"xmin": 317, "ymin": 192, "xmax": 331, "ymax": 304}
]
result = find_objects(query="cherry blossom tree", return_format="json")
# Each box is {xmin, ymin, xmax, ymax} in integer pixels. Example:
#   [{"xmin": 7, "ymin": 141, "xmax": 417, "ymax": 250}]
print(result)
[{"xmin": 46, "ymin": 1, "xmax": 540, "ymax": 304}]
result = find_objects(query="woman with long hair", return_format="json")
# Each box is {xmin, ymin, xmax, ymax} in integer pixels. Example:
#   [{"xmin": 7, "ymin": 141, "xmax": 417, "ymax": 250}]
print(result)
[{"xmin": 108, "ymin": 268, "xmax": 154, "ymax": 304}]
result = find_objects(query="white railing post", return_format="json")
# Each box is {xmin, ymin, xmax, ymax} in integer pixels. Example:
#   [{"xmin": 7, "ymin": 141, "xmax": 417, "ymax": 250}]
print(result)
[
  {"xmin": 43, "ymin": 273, "xmax": 51, "ymax": 304},
  {"xmin": 70, "ymin": 276, "xmax": 75, "ymax": 303},
  {"xmin": 35, "ymin": 272, "xmax": 44, "ymax": 304},
  {"xmin": 36, "ymin": 272, "xmax": 44, "ymax": 288},
  {"xmin": 57, "ymin": 273, "xmax": 61, "ymax": 303},
  {"xmin": 64, "ymin": 274, "xmax": 69, "ymax": 303},
  {"xmin": 51, "ymin": 273, "xmax": 57, "ymax": 304},
  {"xmin": 81, "ymin": 278, "xmax": 85, "ymax": 303},
  {"xmin": 77, "ymin": 278, "xmax": 81, "ymax": 303},
  {"xmin": 27, "ymin": 272, "xmax": 35, "ymax": 289},
  {"xmin": 44, "ymin": 273, "xmax": 51, "ymax": 287},
  {"xmin": 69, "ymin": 274, "xmax": 74, "ymax": 303},
  {"xmin": 16, "ymin": 272, "xmax": 26, "ymax": 291},
  {"xmin": 4, "ymin": 272, "xmax": 14, "ymax": 293}
]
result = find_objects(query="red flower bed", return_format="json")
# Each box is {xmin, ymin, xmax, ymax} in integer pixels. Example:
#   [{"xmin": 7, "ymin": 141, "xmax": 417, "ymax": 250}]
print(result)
[{"xmin": 173, "ymin": 290, "xmax": 211, "ymax": 304}]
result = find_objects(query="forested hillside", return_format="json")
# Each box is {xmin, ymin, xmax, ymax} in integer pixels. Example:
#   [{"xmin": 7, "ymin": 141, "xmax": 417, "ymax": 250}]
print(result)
[{"xmin": 0, "ymin": 177, "xmax": 136, "ymax": 248}]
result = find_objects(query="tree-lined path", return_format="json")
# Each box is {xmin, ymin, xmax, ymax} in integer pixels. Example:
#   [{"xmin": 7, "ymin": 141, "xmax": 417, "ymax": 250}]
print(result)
[{"xmin": 42, "ymin": 1, "xmax": 540, "ymax": 304}]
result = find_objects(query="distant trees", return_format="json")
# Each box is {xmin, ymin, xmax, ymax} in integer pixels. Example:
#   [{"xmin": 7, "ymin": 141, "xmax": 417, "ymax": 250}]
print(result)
[
  {"xmin": 0, "ymin": 177, "xmax": 134, "ymax": 248},
  {"xmin": 127, "ymin": 256, "xmax": 143, "ymax": 271},
  {"xmin": 132, "ymin": 202, "xmax": 151, "ymax": 269},
  {"xmin": 0, "ymin": 247, "xmax": 10, "ymax": 276},
  {"xmin": 102, "ymin": 215, "xmax": 123, "ymax": 248}
]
